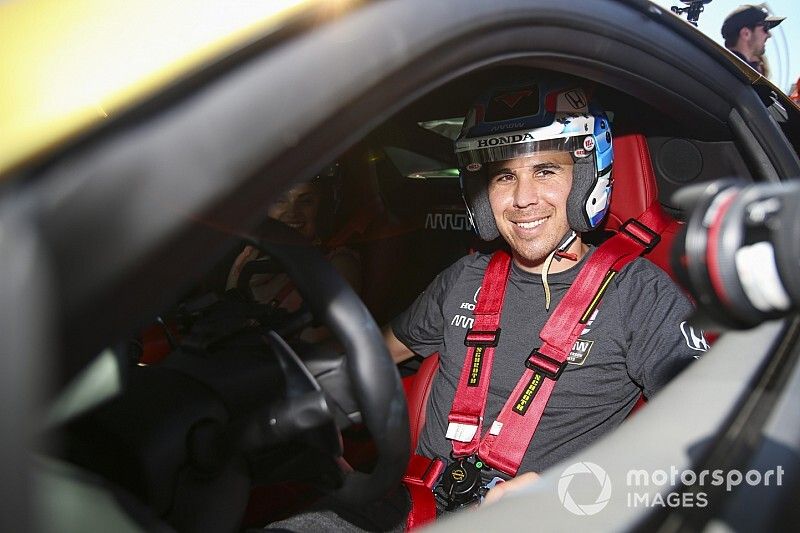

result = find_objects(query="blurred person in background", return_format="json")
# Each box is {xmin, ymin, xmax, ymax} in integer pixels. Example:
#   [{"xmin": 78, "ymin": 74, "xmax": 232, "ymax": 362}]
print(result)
[
  {"xmin": 721, "ymin": 4, "xmax": 785, "ymax": 76},
  {"xmin": 227, "ymin": 166, "xmax": 361, "ymax": 342}
]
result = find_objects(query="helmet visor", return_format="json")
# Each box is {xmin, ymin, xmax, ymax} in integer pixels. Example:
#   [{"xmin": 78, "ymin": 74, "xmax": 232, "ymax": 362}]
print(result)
[{"xmin": 455, "ymin": 133, "xmax": 595, "ymax": 170}]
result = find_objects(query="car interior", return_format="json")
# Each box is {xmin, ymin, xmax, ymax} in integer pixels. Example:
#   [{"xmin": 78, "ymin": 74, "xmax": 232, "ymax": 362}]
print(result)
[
  {"xmin": 41, "ymin": 62, "xmax": 772, "ymax": 532},
  {"xmin": 11, "ymin": 2, "xmax": 800, "ymax": 532}
]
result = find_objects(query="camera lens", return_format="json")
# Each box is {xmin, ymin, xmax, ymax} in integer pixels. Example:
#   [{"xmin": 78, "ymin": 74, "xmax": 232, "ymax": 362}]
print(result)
[{"xmin": 671, "ymin": 180, "xmax": 800, "ymax": 329}]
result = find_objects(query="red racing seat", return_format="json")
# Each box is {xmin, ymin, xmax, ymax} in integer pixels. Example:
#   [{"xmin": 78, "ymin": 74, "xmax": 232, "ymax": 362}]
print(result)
[
  {"xmin": 602, "ymin": 133, "xmax": 682, "ymax": 281},
  {"xmin": 402, "ymin": 353, "xmax": 440, "ymax": 450}
]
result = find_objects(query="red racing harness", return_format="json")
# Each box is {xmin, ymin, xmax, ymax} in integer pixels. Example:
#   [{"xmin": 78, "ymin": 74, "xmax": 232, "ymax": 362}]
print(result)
[
  {"xmin": 448, "ymin": 214, "xmax": 662, "ymax": 475},
  {"xmin": 402, "ymin": 209, "xmax": 667, "ymax": 528}
]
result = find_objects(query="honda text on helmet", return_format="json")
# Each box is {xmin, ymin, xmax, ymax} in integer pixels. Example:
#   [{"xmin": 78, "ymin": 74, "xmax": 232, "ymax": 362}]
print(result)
[{"xmin": 455, "ymin": 79, "xmax": 613, "ymax": 241}]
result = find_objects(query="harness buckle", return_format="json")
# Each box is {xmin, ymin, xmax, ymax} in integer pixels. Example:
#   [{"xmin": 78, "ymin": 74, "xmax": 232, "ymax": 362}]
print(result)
[
  {"xmin": 464, "ymin": 328, "xmax": 501, "ymax": 347},
  {"xmin": 620, "ymin": 218, "xmax": 660, "ymax": 251},
  {"xmin": 433, "ymin": 457, "xmax": 484, "ymax": 512},
  {"xmin": 526, "ymin": 349, "xmax": 566, "ymax": 380}
]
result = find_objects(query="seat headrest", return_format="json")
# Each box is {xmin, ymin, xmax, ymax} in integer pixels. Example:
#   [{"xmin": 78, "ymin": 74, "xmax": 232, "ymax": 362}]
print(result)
[
  {"xmin": 605, "ymin": 133, "xmax": 660, "ymax": 231},
  {"xmin": 603, "ymin": 133, "xmax": 682, "ymax": 283}
]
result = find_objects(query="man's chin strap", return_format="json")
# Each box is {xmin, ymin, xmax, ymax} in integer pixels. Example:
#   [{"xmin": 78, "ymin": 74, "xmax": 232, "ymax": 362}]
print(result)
[{"xmin": 542, "ymin": 231, "xmax": 578, "ymax": 311}]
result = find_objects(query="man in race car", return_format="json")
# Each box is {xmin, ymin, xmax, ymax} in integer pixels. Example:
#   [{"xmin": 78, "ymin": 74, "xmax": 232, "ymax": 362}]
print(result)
[
  {"xmin": 271, "ymin": 77, "xmax": 704, "ymax": 530},
  {"xmin": 385, "ymin": 77, "xmax": 704, "ymax": 509}
]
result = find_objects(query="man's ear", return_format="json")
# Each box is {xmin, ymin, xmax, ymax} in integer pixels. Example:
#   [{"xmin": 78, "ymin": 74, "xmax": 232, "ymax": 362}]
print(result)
[{"xmin": 739, "ymin": 26, "xmax": 752, "ymax": 41}]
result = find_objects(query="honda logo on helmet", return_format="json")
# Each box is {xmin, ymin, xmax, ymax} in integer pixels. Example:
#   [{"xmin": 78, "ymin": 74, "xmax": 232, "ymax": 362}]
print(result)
[
  {"xmin": 477, "ymin": 132, "xmax": 535, "ymax": 148},
  {"xmin": 564, "ymin": 90, "xmax": 586, "ymax": 110}
]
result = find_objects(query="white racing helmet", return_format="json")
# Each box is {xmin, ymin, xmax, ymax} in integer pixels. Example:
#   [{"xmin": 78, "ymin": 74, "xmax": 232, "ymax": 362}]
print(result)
[{"xmin": 456, "ymin": 79, "xmax": 614, "ymax": 240}]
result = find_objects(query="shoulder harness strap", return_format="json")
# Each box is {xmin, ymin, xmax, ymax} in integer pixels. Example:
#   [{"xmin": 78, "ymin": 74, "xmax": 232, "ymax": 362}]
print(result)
[{"xmin": 448, "ymin": 206, "xmax": 665, "ymax": 475}]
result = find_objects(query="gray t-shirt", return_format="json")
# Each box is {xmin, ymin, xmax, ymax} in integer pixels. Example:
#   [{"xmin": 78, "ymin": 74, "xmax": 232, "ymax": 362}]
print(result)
[{"xmin": 391, "ymin": 248, "xmax": 703, "ymax": 477}]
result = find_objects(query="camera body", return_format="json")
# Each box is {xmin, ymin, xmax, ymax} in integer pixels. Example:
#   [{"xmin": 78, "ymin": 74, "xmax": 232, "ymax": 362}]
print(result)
[{"xmin": 672, "ymin": 180, "xmax": 800, "ymax": 328}]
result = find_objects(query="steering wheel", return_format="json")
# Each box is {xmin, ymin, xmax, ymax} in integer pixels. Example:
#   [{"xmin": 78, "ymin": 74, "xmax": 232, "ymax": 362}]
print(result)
[
  {"xmin": 55, "ymin": 219, "xmax": 409, "ymax": 533},
  {"xmin": 248, "ymin": 219, "xmax": 410, "ymax": 505}
]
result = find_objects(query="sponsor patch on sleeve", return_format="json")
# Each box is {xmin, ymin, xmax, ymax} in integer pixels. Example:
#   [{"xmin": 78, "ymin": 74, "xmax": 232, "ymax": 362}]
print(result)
[{"xmin": 680, "ymin": 321, "xmax": 709, "ymax": 353}]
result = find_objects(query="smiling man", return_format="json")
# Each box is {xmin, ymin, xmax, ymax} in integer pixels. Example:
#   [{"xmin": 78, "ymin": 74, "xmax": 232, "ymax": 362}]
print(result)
[
  {"xmin": 484, "ymin": 151, "xmax": 581, "ymax": 273},
  {"xmin": 271, "ymin": 79, "xmax": 705, "ymax": 531},
  {"xmin": 383, "ymin": 78, "xmax": 706, "ymax": 517}
]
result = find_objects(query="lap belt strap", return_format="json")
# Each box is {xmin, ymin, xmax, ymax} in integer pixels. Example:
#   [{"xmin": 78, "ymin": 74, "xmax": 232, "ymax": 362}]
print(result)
[
  {"xmin": 447, "ymin": 206, "xmax": 666, "ymax": 476},
  {"xmin": 403, "ymin": 455, "xmax": 445, "ymax": 530}
]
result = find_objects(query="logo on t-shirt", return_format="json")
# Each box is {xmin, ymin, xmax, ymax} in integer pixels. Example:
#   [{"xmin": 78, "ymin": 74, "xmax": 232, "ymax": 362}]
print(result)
[
  {"xmin": 569, "ymin": 308, "xmax": 599, "ymax": 365},
  {"xmin": 568, "ymin": 338, "xmax": 594, "ymax": 365},
  {"xmin": 450, "ymin": 285, "xmax": 482, "ymax": 329}
]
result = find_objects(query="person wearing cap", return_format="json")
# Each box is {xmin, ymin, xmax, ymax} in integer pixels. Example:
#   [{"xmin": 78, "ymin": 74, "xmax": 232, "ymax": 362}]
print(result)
[{"xmin": 721, "ymin": 4, "xmax": 785, "ymax": 76}]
